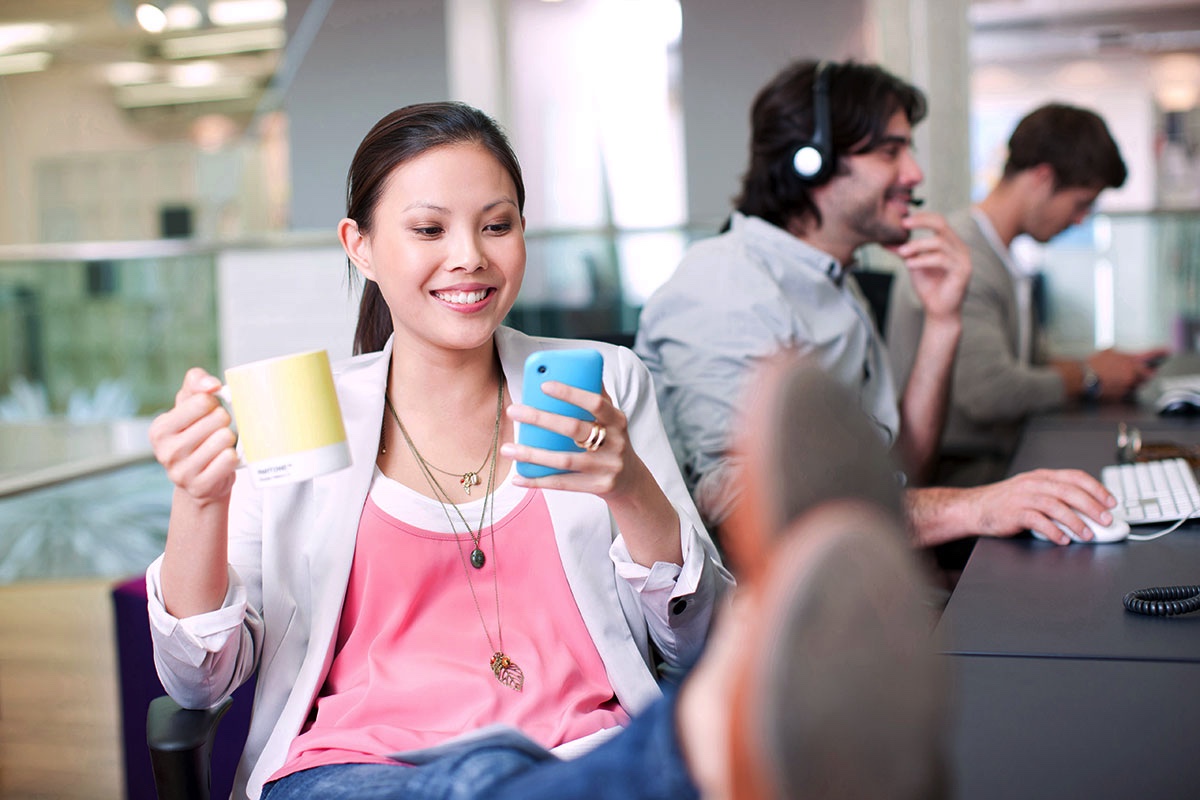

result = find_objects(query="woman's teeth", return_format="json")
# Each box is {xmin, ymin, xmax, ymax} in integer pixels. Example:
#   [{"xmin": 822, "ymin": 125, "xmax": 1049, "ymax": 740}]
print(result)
[{"xmin": 435, "ymin": 289, "xmax": 488, "ymax": 304}]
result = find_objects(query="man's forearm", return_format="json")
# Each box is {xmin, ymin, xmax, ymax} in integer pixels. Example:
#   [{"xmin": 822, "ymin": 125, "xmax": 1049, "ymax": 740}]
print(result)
[
  {"xmin": 897, "ymin": 315, "xmax": 962, "ymax": 483},
  {"xmin": 903, "ymin": 485, "xmax": 975, "ymax": 547}
]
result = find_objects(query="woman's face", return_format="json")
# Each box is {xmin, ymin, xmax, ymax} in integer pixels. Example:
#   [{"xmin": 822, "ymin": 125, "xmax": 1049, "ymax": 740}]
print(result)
[{"xmin": 348, "ymin": 141, "xmax": 526, "ymax": 353}]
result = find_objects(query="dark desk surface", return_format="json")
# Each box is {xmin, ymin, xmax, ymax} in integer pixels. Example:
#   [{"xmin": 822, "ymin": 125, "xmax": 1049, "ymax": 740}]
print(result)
[
  {"xmin": 943, "ymin": 408, "xmax": 1200, "ymax": 798},
  {"xmin": 1025, "ymin": 400, "xmax": 1200, "ymax": 432},
  {"xmin": 949, "ymin": 656, "xmax": 1200, "ymax": 799},
  {"xmin": 938, "ymin": 410, "xmax": 1200, "ymax": 661},
  {"xmin": 1010, "ymin": 413, "xmax": 1200, "ymax": 475},
  {"xmin": 938, "ymin": 535, "xmax": 1200, "ymax": 660}
]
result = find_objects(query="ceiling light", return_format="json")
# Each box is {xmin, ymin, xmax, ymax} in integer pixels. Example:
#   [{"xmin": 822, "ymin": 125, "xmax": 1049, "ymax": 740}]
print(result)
[
  {"xmin": 104, "ymin": 61, "xmax": 158, "ymax": 86},
  {"xmin": 161, "ymin": 27, "xmax": 285, "ymax": 58},
  {"xmin": 136, "ymin": 3, "xmax": 168, "ymax": 34},
  {"xmin": 0, "ymin": 51, "xmax": 52, "ymax": 75},
  {"xmin": 170, "ymin": 60, "xmax": 222, "ymax": 87},
  {"xmin": 1152, "ymin": 53, "xmax": 1200, "ymax": 112},
  {"xmin": 208, "ymin": 0, "xmax": 286, "ymax": 27},
  {"xmin": 114, "ymin": 76, "xmax": 256, "ymax": 108},
  {"xmin": 164, "ymin": 2, "xmax": 204, "ymax": 30},
  {"xmin": 0, "ymin": 23, "xmax": 54, "ymax": 54}
]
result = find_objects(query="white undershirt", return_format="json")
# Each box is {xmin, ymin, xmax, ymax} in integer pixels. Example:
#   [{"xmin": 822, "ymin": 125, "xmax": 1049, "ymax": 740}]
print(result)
[{"xmin": 972, "ymin": 207, "xmax": 1034, "ymax": 366}]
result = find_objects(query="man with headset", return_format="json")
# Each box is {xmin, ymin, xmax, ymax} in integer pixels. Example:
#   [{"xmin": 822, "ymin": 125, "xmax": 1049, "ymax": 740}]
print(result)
[{"xmin": 635, "ymin": 59, "xmax": 1118, "ymax": 551}]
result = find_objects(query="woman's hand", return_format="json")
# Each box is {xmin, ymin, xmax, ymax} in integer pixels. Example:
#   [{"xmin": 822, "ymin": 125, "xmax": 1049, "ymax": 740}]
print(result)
[
  {"xmin": 501, "ymin": 381, "xmax": 683, "ymax": 566},
  {"xmin": 503, "ymin": 382, "xmax": 637, "ymax": 497},
  {"xmin": 149, "ymin": 368, "xmax": 239, "ymax": 507}
]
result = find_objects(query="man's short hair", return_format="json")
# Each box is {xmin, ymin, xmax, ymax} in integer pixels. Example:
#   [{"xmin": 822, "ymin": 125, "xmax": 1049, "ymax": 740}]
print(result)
[
  {"xmin": 735, "ymin": 60, "xmax": 927, "ymax": 230},
  {"xmin": 1003, "ymin": 103, "xmax": 1127, "ymax": 190}
]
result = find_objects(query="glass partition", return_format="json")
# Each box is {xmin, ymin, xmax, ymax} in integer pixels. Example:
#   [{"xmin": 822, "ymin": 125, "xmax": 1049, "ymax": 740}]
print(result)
[
  {"xmin": 0, "ymin": 243, "xmax": 219, "ymax": 420},
  {"xmin": 863, "ymin": 210, "xmax": 1200, "ymax": 357},
  {"xmin": 1038, "ymin": 211, "xmax": 1200, "ymax": 356}
]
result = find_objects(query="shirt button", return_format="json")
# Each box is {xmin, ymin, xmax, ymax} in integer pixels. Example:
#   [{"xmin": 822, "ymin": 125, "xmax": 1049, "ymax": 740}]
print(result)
[{"xmin": 671, "ymin": 599, "xmax": 688, "ymax": 615}]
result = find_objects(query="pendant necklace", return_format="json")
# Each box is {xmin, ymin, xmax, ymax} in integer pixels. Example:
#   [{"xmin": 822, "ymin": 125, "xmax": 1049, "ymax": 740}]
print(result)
[
  {"xmin": 381, "ymin": 406, "xmax": 494, "ymax": 496},
  {"xmin": 384, "ymin": 372, "xmax": 523, "ymax": 690},
  {"xmin": 384, "ymin": 380, "xmax": 501, "ymax": 568}
]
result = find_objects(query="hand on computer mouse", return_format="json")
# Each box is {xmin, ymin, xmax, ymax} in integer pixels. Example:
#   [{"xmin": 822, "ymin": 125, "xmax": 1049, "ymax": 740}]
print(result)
[
  {"xmin": 1030, "ymin": 512, "xmax": 1130, "ymax": 545},
  {"xmin": 950, "ymin": 468, "xmax": 1116, "ymax": 545}
]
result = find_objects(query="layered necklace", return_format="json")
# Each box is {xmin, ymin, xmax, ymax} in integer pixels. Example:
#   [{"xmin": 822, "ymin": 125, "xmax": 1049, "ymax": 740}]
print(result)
[{"xmin": 383, "ymin": 372, "xmax": 524, "ymax": 691}]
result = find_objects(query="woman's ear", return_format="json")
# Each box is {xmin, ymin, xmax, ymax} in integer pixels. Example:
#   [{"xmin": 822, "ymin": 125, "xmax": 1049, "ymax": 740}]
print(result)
[{"xmin": 338, "ymin": 218, "xmax": 375, "ymax": 282}]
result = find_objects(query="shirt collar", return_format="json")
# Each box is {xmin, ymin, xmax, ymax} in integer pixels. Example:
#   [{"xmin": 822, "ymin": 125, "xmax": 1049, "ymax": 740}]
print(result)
[
  {"xmin": 733, "ymin": 211, "xmax": 848, "ymax": 289},
  {"xmin": 971, "ymin": 207, "xmax": 1025, "ymax": 281}
]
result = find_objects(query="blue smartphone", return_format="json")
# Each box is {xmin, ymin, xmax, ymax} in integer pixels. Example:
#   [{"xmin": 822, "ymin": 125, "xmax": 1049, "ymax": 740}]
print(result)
[{"xmin": 516, "ymin": 348, "xmax": 604, "ymax": 478}]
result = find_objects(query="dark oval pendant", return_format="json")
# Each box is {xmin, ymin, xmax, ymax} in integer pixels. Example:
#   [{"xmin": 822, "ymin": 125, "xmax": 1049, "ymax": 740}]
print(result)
[{"xmin": 470, "ymin": 548, "xmax": 486, "ymax": 569}]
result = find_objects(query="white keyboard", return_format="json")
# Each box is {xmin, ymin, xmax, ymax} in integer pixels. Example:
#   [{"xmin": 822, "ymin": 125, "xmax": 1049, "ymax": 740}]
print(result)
[{"xmin": 1101, "ymin": 458, "xmax": 1200, "ymax": 526}]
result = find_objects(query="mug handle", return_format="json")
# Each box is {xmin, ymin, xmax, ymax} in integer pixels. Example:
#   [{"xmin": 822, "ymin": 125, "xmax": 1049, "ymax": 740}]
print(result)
[{"xmin": 214, "ymin": 385, "xmax": 248, "ymax": 470}]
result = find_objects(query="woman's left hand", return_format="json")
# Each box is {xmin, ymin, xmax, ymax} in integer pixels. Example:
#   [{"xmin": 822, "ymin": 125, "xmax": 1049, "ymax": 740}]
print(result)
[
  {"xmin": 502, "ymin": 381, "xmax": 638, "ymax": 498},
  {"xmin": 501, "ymin": 381, "xmax": 683, "ymax": 566}
]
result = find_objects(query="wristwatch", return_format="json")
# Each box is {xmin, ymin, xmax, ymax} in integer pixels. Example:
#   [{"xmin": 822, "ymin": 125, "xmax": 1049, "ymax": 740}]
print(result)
[{"xmin": 1081, "ymin": 364, "xmax": 1102, "ymax": 401}]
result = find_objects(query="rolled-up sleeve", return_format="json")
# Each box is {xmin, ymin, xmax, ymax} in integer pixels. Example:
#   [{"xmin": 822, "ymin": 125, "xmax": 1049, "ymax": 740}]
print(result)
[{"xmin": 146, "ymin": 555, "xmax": 259, "ymax": 709}]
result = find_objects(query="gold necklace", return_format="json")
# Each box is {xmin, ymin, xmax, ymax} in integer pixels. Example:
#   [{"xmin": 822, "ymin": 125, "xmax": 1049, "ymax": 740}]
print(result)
[
  {"xmin": 381, "ymin": 406, "xmax": 495, "ymax": 496},
  {"xmin": 384, "ymin": 385, "xmax": 500, "ymax": 568},
  {"xmin": 385, "ymin": 373, "xmax": 523, "ymax": 691}
]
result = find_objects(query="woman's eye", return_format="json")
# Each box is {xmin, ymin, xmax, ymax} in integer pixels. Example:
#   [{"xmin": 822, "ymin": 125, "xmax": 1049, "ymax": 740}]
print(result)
[
  {"xmin": 485, "ymin": 222, "xmax": 513, "ymax": 234},
  {"xmin": 414, "ymin": 226, "xmax": 443, "ymax": 236}
]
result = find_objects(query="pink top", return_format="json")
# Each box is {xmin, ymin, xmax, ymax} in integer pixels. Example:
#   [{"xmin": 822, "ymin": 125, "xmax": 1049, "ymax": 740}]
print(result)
[{"xmin": 270, "ymin": 472, "xmax": 629, "ymax": 781}]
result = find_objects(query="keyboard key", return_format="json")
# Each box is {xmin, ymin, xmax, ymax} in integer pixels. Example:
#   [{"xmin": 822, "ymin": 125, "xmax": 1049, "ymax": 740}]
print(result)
[{"xmin": 1101, "ymin": 458, "xmax": 1200, "ymax": 526}]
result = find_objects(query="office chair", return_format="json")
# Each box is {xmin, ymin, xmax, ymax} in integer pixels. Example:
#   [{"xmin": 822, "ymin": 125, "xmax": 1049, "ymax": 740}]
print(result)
[
  {"xmin": 111, "ymin": 574, "xmax": 253, "ymax": 800},
  {"xmin": 147, "ymin": 695, "xmax": 235, "ymax": 800},
  {"xmin": 849, "ymin": 269, "xmax": 895, "ymax": 337}
]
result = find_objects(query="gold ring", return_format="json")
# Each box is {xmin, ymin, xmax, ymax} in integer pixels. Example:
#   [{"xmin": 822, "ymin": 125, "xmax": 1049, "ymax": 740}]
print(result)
[{"xmin": 576, "ymin": 421, "xmax": 606, "ymax": 452}]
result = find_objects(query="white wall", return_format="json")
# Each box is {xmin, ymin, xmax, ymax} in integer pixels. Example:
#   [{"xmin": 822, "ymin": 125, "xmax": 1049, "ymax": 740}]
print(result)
[
  {"xmin": 284, "ymin": 0, "xmax": 450, "ymax": 232},
  {"xmin": 677, "ymin": 0, "xmax": 870, "ymax": 228},
  {"xmin": 0, "ymin": 63, "xmax": 159, "ymax": 244},
  {"xmin": 217, "ymin": 243, "xmax": 361, "ymax": 369}
]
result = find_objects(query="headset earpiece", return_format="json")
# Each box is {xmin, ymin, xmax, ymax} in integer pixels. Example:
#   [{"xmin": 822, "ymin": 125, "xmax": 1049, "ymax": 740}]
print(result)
[{"xmin": 791, "ymin": 61, "xmax": 834, "ymax": 185}]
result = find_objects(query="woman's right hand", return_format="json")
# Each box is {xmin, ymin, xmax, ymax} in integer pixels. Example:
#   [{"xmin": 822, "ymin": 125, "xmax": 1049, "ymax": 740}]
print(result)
[{"xmin": 149, "ymin": 368, "xmax": 239, "ymax": 506}]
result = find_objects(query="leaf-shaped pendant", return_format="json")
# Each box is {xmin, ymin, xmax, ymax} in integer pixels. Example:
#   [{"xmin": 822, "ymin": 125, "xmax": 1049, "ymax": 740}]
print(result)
[{"xmin": 490, "ymin": 651, "xmax": 524, "ymax": 692}]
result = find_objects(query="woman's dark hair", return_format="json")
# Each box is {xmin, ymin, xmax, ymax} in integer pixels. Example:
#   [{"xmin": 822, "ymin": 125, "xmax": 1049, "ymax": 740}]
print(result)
[
  {"xmin": 1002, "ymin": 103, "xmax": 1127, "ymax": 190},
  {"xmin": 735, "ymin": 60, "xmax": 927, "ymax": 230},
  {"xmin": 346, "ymin": 101, "xmax": 526, "ymax": 354}
]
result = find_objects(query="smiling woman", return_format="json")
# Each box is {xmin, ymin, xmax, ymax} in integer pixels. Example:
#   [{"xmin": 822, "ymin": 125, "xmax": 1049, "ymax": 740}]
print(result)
[{"xmin": 143, "ymin": 100, "xmax": 731, "ymax": 800}]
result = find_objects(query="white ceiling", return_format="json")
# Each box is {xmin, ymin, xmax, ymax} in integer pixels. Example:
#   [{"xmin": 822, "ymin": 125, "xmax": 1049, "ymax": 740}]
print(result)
[
  {"xmin": 0, "ymin": 0, "xmax": 284, "ymax": 123},
  {"xmin": 970, "ymin": 0, "xmax": 1200, "ymax": 62},
  {"xmin": 2, "ymin": 0, "xmax": 1198, "ymax": 118}
]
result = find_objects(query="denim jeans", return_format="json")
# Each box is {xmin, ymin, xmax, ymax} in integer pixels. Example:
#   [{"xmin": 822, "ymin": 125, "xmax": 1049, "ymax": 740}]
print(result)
[
  {"xmin": 261, "ymin": 690, "xmax": 698, "ymax": 800},
  {"xmin": 491, "ymin": 688, "xmax": 698, "ymax": 800},
  {"xmin": 261, "ymin": 745, "xmax": 541, "ymax": 800}
]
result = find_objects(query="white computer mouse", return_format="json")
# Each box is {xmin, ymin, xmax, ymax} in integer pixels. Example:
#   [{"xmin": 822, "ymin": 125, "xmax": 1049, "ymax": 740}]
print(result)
[{"xmin": 1032, "ymin": 513, "xmax": 1130, "ymax": 544}]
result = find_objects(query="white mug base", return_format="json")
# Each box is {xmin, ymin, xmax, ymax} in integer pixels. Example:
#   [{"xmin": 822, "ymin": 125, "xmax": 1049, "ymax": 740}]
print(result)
[{"xmin": 249, "ymin": 441, "xmax": 352, "ymax": 487}]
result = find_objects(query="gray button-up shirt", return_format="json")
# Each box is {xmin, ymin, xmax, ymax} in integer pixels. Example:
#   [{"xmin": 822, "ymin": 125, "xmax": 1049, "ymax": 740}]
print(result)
[{"xmin": 635, "ymin": 212, "xmax": 898, "ymax": 526}]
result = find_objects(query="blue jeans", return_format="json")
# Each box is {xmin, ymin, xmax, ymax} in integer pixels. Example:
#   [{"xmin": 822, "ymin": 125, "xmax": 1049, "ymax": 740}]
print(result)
[
  {"xmin": 261, "ymin": 746, "xmax": 541, "ymax": 800},
  {"xmin": 261, "ymin": 690, "xmax": 698, "ymax": 800},
  {"xmin": 491, "ymin": 688, "xmax": 698, "ymax": 800}
]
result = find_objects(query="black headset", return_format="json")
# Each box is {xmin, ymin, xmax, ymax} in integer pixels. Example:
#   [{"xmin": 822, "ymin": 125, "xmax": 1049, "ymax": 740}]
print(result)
[{"xmin": 791, "ymin": 60, "xmax": 834, "ymax": 185}]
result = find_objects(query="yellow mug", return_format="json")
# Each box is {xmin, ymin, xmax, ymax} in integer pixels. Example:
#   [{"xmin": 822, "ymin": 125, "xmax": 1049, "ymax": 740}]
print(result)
[{"xmin": 220, "ymin": 350, "xmax": 351, "ymax": 487}]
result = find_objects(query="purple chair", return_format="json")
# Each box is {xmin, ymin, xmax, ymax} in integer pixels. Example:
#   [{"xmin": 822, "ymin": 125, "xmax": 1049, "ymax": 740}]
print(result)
[{"xmin": 111, "ymin": 575, "xmax": 255, "ymax": 800}]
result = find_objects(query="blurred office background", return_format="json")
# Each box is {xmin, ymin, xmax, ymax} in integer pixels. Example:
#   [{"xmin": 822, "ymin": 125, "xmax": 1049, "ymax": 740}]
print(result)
[{"xmin": 1, "ymin": 0, "xmax": 1200, "ymax": 796}]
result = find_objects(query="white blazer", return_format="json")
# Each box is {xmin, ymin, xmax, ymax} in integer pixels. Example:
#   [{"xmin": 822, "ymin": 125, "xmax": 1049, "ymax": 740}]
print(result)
[{"xmin": 147, "ymin": 326, "xmax": 732, "ymax": 800}]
